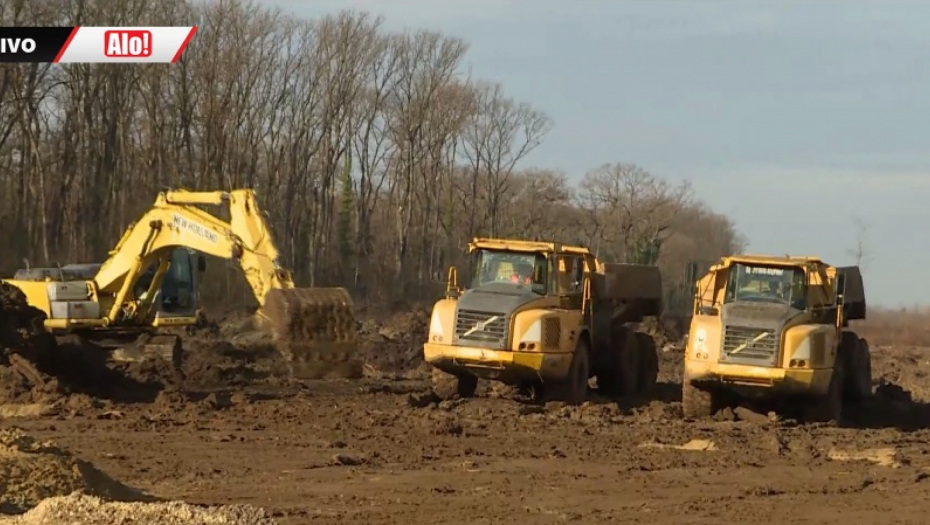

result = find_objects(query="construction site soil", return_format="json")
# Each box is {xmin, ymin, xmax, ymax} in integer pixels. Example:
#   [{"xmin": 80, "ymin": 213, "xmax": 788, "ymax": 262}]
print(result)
[{"xmin": 2, "ymin": 283, "xmax": 930, "ymax": 524}]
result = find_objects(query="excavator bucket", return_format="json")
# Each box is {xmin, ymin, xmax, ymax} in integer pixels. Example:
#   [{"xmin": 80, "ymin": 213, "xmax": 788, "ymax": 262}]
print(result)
[{"xmin": 258, "ymin": 287, "xmax": 362, "ymax": 380}]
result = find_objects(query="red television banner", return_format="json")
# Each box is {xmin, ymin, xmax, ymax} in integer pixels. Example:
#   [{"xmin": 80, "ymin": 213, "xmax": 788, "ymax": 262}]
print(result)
[{"xmin": 0, "ymin": 26, "xmax": 197, "ymax": 63}]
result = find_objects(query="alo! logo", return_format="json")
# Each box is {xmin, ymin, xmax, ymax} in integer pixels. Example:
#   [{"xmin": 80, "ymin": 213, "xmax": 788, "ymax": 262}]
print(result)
[{"xmin": 104, "ymin": 30, "xmax": 151, "ymax": 57}]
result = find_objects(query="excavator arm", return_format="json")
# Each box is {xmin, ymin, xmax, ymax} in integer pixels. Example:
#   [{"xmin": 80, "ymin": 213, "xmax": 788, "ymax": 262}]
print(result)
[
  {"xmin": 91, "ymin": 188, "xmax": 359, "ymax": 378},
  {"xmin": 93, "ymin": 189, "xmax": 294, "ymax": 321}
]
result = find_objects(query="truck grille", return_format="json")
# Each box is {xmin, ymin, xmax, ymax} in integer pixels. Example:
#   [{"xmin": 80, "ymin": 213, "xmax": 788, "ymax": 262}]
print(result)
[
  {"xmin": 722, "ymin": 325, "xmax": 779, "ymax": 364},
  {"xmin": 455, "ymin": 309, "xmax": 507, "ymax": 344}
]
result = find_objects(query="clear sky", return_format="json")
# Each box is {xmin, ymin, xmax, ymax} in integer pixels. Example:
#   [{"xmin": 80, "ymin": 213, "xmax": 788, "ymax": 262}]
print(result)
[{"xmin": 259, "ymin": 0, "xmax": 929, "ymax": 307}]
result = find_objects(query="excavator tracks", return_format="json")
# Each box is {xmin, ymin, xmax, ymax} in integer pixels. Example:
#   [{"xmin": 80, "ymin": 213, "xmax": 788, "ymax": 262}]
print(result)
[
  {"xmin": 107, "ymin": 333, "xmax": 183, "ymax": 369},
  {"xmin": 258, "ymin": 287, "xmax": 362, "ymax": 379}
]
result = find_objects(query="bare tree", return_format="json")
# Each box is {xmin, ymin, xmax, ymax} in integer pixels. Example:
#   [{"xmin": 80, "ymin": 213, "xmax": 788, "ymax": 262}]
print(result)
[
  {"xmin": 577, "ymin": 163, "xmax": 691, "ymax": 263},
  {"xmin": 461, "ymin": 82, "xmax": 552, "ymax": 237},
  {"xmin": 0, "ymin": 0, "xmax": 747, "ymax": 310},
  {"xmin": 847, "ymin": 215, "xmax": 870, "ymax": 269}
]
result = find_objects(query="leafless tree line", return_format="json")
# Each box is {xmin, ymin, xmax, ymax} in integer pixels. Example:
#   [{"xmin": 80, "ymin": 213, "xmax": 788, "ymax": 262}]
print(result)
[{"xmin": 0, "ymin": 0, "xmax": 745, "ymax": 312}]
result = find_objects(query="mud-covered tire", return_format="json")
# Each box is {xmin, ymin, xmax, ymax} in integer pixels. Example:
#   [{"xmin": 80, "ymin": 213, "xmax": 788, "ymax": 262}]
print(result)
[
  {"xmin": 596, "ymin": 327, "xmax": 638, "ymax": 397},
  {"xmin": 849, "ymin": 337, "xmax": 873, "ymax": 402},
  {"xmin": 681, "ymin": 376, "xmax": 714, "ymax": 419},
  {"xmin": 635, "ymin": 332, "xmax": 659, "ymax": 395},
  {"xmin": 430, "ymin": 367, "xmax": 478, "ymax": 400},
  {"xmin": 542, "ymin": 338, "xmax": 591, "ymax": 406},
  {"xmin": 838, "ymin": 331, "xmax": 861, "ymax": 402},
  {"xmin": 805, "ymin": 356, "xmax": 845, "ymax": 424}
]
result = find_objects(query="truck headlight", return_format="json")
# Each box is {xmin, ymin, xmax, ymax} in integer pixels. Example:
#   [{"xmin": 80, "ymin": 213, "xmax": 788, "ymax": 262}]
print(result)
[
  {"xmin": 429, "ymin": 310, "xmax": 445, "ymax": 343},
  {"xmin": 789, "ymin": 337, "xmax": 810, "ymax": 368},
  {"xmin": 518, "ymin": 319, "xmax": 540, "ymax": 351}
]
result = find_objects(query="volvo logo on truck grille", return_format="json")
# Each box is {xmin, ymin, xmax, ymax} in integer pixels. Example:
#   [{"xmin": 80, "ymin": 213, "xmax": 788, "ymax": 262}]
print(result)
[
  {"xmin": 455, "ymin": 309, "xmax": 507, "ymax": 344},
  {"xmin": 722, "ymin": 325, "xmax": 778, "ymax": 365}
]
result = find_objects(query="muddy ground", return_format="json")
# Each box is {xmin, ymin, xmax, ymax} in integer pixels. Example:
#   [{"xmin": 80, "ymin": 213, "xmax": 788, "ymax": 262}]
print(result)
[{"xmin": 2, "ymin": 286, "xmax": 930, "ymax": 524}]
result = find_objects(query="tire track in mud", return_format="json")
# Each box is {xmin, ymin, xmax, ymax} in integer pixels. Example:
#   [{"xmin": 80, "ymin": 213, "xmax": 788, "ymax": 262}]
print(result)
[
  {"xmin": 14, "ymin": 376, "xmax": 929, "ymax": 525},
  {"xmin": 4, "ymin": 297, "xmax": 930, "ymax": 524}
]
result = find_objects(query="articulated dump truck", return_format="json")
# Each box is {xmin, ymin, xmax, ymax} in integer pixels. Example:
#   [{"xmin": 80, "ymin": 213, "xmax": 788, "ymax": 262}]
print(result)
[
  {"xmin": 1, "ymin": 189, "xmax": 359, "ymax": 379},
  {"xmin": 424, "ymin": 238, "xmax": 663, "ymax": 405},
  {"xmin": 683, "ymin": 254, "xmax": 870, "ymax": 423}
]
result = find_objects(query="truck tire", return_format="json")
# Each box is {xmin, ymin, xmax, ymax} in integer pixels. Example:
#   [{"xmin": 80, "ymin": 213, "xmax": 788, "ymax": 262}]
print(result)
[
  {"xmin": 851, "ymin": 337, "xmax": 873, "ymax": 401},
  {"xmin": 431, "ymin": 367, "xmax": 478, "ymax": 400},
  {"xmin": 839, "ymin": 331, "xmax": 871, "ymax": 403},
  {"xmin": 681, "ymin": 376, "xmax": 714, "ymax": 419},
  {"xmin": 541, "ymin": 338, "xmax": 591, "ymax": 406},
  {"xmin": 596, "ymin": 326, "xmax": 638, "ymax": 397},
  {"xmin": 564, "ymin": 339, "xmax": 591, "ymax": 405},
  {"xmin": 804, "ymin": 355, "xmax": 844, "ymax": 424},
  {"xmin": 635, "ymin": 332, "xmax": 659, "ymax": 395}
]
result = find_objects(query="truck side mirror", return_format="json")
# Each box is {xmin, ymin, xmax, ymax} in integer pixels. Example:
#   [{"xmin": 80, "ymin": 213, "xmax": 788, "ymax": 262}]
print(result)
[{"xmin": 445, "ymin": 265, "xmax": 460, "ymax": 298}]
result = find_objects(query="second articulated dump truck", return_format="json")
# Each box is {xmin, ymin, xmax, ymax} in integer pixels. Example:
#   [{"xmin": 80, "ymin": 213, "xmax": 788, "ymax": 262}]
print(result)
[
  {"xmin": 683, "ymin": 254, "xmax": 871, "ymax": 423},
  {"xmin": 424, "ymin": 238, "xmax": 663, "ymax": 405}
]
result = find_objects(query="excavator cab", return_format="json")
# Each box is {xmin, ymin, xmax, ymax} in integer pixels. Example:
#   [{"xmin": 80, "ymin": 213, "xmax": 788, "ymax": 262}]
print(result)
[{"xmin": 147, "ymin": 248, "xmax": 202, "ymax": 320}]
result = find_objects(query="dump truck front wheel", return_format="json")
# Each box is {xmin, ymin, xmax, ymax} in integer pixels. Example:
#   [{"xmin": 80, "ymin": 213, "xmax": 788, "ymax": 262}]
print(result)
[
  {"xmin": 804, "ymin": 357, "xmax": 845, "ymax": 424},
  {"xmin": 848, "ymin": 337, "xmax": 872, "ymax": 402},
  {"xmin": 538, "ymin": 338, "xmax": 590, "ymax": 406},
  {"xmin": 682, "ymin": 376, "xmax": 716, "ymax": 419},
  {"xmin": 431, "ymin": 367, "xmax": 478, "ymax": 400}
]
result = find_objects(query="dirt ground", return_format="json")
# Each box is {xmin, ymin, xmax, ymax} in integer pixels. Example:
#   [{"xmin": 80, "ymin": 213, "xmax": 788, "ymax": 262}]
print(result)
[{"xmin": 2, "ymin": 287, "xmax": 930, "ymax": 524}]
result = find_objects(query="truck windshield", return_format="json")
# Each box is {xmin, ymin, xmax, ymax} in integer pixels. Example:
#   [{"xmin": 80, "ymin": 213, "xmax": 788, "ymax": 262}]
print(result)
[
  {"xmin": 724, "ymin": 263, "xmax": 806, "ymax": 309},
  {"xmin": 473, "ymin": 249, "xmax": 547, "ymax": 294}
]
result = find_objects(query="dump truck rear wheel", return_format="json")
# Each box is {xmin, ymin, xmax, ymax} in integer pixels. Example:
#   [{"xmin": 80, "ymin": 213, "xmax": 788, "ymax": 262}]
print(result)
[
  {"xmin": 635, "ymin": 332, "xmax": 659, "ymax": 394},
  {"xmin": 596, "ymin": 327, "xmax": 638, "ymax": 397},
  {"xmin": 804, "ymin": 357, "xmax": 844, "ymax": 424},
  {"xmin": 849, "ymin": 337, "xmax": 873, "ymax": 402},
  {"xmin": 681, "ymin": 376, "xmax": 715, "ymax": 419},
  {"xmin": 430, "ymin": 367, "xmax": 478, "ymax": 400},
  {"xmin": 837, "ymin": 332, "xmax": 871, "ymax": 404}
]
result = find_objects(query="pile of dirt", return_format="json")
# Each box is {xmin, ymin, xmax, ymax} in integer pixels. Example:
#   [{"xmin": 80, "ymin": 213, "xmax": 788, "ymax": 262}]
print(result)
[
  {"xmin": 357, "ymin": 308, "xmax": 429, "ymax": 373},
  {"xmin": 0, "ymin": 279, "xmax": 285, "ymax": 403},
  {"xmin": 0, "ymin": 493, "xmax": 278, "ymax": 525},
  {"xmin": 191, "ymin": 303, "xmax": 431, "ymax": 377},
  {"xmin": 637, "ymin": 313, "xmax": 690, "ymax": 352},
  {"xmin": 0, "ymin": 428, "xmax": 147, "ymax": 514},
  {"xmin": 869, "ymin": 345, "xmax": 930, "ymax": 402},
  {"xmin": 0, "ymin": 284, "xmax": 63, "ymax": 405}
]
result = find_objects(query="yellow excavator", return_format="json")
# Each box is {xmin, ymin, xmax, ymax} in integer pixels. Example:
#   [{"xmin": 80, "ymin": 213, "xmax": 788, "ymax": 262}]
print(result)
[{"xmin": 2, "ymin": 189, "xmax": 359, "ymax": 379}]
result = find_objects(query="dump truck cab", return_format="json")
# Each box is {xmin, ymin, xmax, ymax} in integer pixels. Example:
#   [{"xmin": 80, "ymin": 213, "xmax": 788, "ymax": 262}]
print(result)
[
  {"xmin": 424, "ymin": 237, "xmax": 663, "ymax": 405},
  {"xmin": 683, "ymin": 254, "xmax": 872, "ymax": 422}
]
